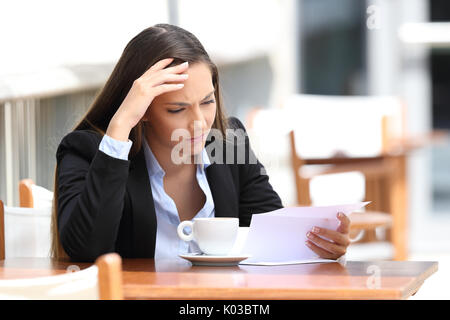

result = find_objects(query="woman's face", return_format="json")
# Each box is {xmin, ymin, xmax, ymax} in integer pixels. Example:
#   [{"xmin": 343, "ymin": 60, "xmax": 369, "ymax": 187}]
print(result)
[{"xmin": 144, "ymin": 62, "xmax": 217, "ymax": 158}]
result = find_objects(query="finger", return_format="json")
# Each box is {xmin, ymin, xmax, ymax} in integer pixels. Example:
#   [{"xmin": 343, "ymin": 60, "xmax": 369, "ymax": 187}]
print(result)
[
  {"xmin": 147, "ymin": 57, "xmax": 174, "ymax": 73},
  {"xmin": 143, "ymin": 61, "xmax": 189, "ymax": 82},
  {"xmin": 160, "ymin": 60, "xmax": 189, "ymax": 75},
  {"xmin": 152, "ymin": 83, "xmax": 185, "ymax": 96},
  {"xmin": 337, "ymin": 212, "xmax": 351, "ymax": 234},
  {"xmin": 306, "ymin": 231, "xmax": 347, "ymax": 257},
  {"xmin": 147, "ymin": 72, "xmax": 189, "ymax": 87},
  {"xmin": 305, "ymin": 240, "xmax": 337, "ymax": 260},
  {"xmin": 311, "ymin": 226, "xmax": 350, "ymax": 247}
]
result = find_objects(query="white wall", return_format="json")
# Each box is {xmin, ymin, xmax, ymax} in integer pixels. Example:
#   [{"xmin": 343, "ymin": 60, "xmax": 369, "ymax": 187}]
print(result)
[{"xmin": 0, "ymin": 0, "xmax": 169, "ymax": 75}]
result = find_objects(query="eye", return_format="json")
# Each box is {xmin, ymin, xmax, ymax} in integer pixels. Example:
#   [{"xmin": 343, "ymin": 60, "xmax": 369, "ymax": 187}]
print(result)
[
  {"xmin": 167, "ymin": 108, "xmax": 185, "ymax": 113},
  {"xmin": 202, "ymin": 99, "xmax": 215, "ymax": 105}
]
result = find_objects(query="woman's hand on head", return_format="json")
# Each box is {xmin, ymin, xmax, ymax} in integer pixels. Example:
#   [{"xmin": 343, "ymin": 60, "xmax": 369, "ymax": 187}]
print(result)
[{"xmin": 106, "ymin": 58, "xmax": 189, "ymax": 141}]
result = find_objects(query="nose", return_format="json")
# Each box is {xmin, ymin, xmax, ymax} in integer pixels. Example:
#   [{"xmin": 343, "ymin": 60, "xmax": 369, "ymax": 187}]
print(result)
[{"xmin": 188, "ymin": 103, "xmax": 207, "ymax": 135}]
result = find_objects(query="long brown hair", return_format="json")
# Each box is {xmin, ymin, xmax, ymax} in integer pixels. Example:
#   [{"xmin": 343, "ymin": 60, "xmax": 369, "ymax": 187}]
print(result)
[{"xmin": 51, "ymin": 24, "xmax": 228, "ymax": 259}]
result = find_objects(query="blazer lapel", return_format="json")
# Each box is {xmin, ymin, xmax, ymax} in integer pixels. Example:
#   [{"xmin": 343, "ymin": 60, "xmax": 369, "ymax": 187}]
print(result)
[
  {"xmin": 204, "ymin": 136, "xmax": 239, "ymax": 218},
  {"xmin": 127, "ymin": 148, "xmax": 157, "ymax": 258},
  {"xmin": 206, "ymin": 163, "xmax": 239, "ymax": 219}
]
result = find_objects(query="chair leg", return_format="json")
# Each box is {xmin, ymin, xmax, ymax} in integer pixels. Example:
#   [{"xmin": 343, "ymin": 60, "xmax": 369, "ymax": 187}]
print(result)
[
  {"xmin": 390, "ymin": 156, "xmax": 408, "ymax": 261},
  {"xmin": 297, "ymin": 177, "xmax": 312, "ymax": 206},
  {"xmin": 362, "ymin": 177, "xmax": 379, "ymax": 243},
  {"xmin": 381, "ymin": 176, "xmax": 392, "ymax": 243}
]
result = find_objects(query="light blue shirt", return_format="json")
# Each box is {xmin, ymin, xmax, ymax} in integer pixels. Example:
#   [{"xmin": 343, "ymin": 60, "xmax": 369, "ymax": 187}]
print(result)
[{"xmin": 99, "ymin": 134, "xmax": 215, "ymax": 259}]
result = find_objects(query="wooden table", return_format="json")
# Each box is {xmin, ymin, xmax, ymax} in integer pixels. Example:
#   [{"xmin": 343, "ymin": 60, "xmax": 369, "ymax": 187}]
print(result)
[{"xmin": 0, "ymin": 258, "xmax": 438, "ymax": 300}]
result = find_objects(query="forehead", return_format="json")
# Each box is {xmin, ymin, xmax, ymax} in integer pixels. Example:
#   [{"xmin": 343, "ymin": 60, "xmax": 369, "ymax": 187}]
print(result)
[{"xmin": 156, "ymin": 62, "xmax": 214, "ymax": 103}]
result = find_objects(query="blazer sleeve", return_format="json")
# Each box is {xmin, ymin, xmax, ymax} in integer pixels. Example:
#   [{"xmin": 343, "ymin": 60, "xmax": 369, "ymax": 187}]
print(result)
[
  {"xmin": 56, "ymin": 130, "xmax": 130, "ymax": 261},
  {"xmin": 228, "ymin": 117, "xmax": 284, "ymax": 226}
]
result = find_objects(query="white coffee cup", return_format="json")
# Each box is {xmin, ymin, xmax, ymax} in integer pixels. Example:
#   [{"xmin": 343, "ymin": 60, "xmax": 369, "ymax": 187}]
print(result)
[{"xmin": 177, "ymin": 217, "xmax": 239, "ymax": 255}]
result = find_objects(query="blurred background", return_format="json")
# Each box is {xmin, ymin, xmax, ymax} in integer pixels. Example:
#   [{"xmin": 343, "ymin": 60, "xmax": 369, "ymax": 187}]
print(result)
[{"xmin": 1, "ymin": 0, "xmax": 449, "ymax": 298}]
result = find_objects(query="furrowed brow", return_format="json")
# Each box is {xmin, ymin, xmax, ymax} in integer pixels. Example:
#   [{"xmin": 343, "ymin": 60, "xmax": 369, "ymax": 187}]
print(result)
[{"xmin": 164, "ymin": 89, "xmax": 215, "ymax": 106}]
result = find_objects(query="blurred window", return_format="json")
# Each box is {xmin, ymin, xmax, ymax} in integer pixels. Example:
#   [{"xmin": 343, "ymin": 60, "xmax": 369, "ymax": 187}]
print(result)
[
  {"xmin": 300, "ymin": 0, "xmax": 367, "ymax": 95},
  {"xmin": 430, "ymin": 0, "xmax": 450, "ymax": 214}
]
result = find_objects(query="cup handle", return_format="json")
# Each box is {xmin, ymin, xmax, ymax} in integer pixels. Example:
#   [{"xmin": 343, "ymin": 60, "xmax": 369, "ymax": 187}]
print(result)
[{"xmin": 177, "ymin": 220, "xmax": 194, "ymax": 242}]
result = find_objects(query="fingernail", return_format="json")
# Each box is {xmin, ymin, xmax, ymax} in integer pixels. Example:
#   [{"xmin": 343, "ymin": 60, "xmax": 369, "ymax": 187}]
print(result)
[
  {"xmin": 312, "ymin": 227, "xmax": 320, "ymax": 233},
  {"xmin": 180, "ymin": 74, "xmax": 189, "ymax": 79},
  {"xmin": 182, "ymin": 61, "xmax": 189, "ymax": 66},
  {"xmin": 307, "ymin": 232, "xmax": 313, "ymax": 238},
  {"xmin": 337, "ymin": 212, "xmax": 343, "ymax": 218}
]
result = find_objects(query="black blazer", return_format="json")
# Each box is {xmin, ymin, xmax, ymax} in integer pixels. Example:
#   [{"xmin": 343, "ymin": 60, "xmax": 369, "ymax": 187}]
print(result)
[{"xmin": 56, "ymin": 117, "xmax": 283, "ymax": 261}]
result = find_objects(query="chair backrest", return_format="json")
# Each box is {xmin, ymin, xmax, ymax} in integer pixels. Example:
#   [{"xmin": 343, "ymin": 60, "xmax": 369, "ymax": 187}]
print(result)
[
  {"xmin": 0, "ymin": 253, "xmax": 123, "ymax": 300},
  {"xmin": 245, "ymin": 94, "xmax": 405, "ymax": 206},
  {"xmin": 19, "ymin": 179, "xmax": 34, "ymax": 208},
  {"xmin": 289, "ymin": 130, "xmax": 367, "ymax": 206},
  {"xmin": 96, "ymin": 253, "xmax": 124, "ymax": 300},
  {"xmin": 246, "ymin": 107, "xmax": 298, "ymax": 206},
  {"xmin": 1, "ymin": 203, "xmax": 51, "ymax": 258},
  {"xmin": 19, "ymin": 179, "xmax": 53, "ymax": 209},
  {"xmin": 283, "ymin": 94, "xmax": 406, "ymax": 158},
  {"xmin": 289, "ymin": 131, "xmax": 311, "ymax": 206}
]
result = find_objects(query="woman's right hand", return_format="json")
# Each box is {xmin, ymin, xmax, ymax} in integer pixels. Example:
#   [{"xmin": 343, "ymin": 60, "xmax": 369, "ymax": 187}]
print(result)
[{"xmin": 106, "ymin": 58, "xmax": 189, "ymax": 141}]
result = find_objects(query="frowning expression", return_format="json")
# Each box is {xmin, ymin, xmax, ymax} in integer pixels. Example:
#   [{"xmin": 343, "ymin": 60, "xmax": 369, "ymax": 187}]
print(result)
[{"xmin": 144, "ymin": 62, "xmax": 217, "ymax": 157}]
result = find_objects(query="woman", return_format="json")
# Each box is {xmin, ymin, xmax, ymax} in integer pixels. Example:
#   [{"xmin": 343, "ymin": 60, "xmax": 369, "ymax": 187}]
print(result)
[{"xmin": 52, "ymin": 24, "xmax": 351, "ymax": 262}]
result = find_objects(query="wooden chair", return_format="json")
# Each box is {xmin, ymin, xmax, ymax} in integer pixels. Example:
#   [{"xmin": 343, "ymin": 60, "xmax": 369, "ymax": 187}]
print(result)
[
  {"xmin": 19, "ymin": 179, "xmax": 34, "ymax": 208},
  {"xmin": 19, "ymin": 179, "xmax": 53, "ymax": 209},
  {"xmin": 289, "ymin": 130, "xmax": 394, "ymax": 245},
  {"xmin": 0, "ymin": 252, "xmax": 123, "ymax": 300},
  {"xmin": 96, "ymin": 253, "xmax": 124, "ymax": 300},
  {"xmin": 246, "ymin": 95, "xmax": 413, "ymax": 259},
  {"xmin": 0, "ymin": 200, "xmax": 51, "ymax": 259},
  {"xmin": 248, "ymin": 96, "xmax": 444, "ymax": 260},
  {"xmin": 283, "ymin": 94, "xmax": 416, "ymax": 260},
  {"xmin": 0, "ymin": 200, "xmax": 122, "ymax": 299}
]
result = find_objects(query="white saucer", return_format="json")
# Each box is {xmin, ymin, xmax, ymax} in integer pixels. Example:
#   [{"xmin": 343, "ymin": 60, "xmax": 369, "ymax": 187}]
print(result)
[{"xmin": 178, "ymin": 253, "xmax": 251, "ymax": 266}]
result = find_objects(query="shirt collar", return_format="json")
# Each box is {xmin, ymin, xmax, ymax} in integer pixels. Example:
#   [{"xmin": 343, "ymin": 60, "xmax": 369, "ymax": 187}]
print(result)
[
  {"xmin": 142, "ymin": 139, "xmax": 165, "ymax": 177},
  {"xmin": 142, "ymin": 139, "xmax": 211, "ymax": 177},
  {"xmin": 200, "ymin": 147, "xmax": 211, "ymax": 170}
]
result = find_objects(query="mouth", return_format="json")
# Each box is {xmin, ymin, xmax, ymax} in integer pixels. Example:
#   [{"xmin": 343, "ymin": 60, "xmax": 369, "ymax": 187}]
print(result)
[{"xmin": 190, "ymin": 134, "xmax": 205, "ymax": 143}]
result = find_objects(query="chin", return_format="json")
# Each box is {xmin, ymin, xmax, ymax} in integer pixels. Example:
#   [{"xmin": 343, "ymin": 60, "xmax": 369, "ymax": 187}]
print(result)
[{"xmin": 191, "ymin": 143, "xmax": 205, "ymax": 156}]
